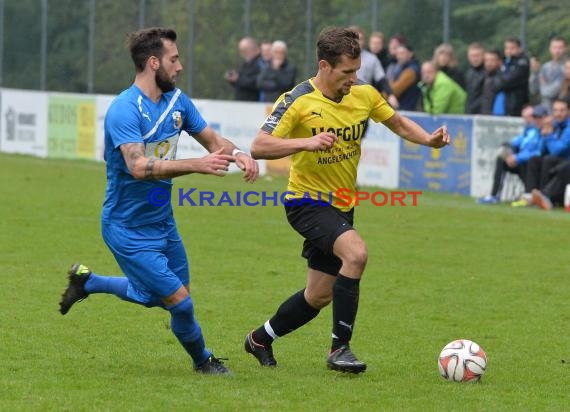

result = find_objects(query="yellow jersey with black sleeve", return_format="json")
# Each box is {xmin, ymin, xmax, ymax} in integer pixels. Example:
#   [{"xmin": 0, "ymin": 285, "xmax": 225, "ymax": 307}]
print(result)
[{"xmin": 261, "ymin": 77, "xmax": 395, "ymax": 211}]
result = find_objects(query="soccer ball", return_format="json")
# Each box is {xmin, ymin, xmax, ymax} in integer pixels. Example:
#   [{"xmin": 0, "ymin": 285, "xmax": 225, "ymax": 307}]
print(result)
[{"xmin": 438, "ymin": 339, "xmax": 487, "ymax": 382}]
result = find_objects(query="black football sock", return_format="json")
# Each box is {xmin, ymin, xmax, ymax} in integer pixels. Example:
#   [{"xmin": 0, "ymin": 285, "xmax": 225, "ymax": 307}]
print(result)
[
  {"xmin": 331, "ymin": 274, "xmax": 360, "ymax": 351},
  {"xmin": 253, "ymin": 289, "xmax": 320, "ymax": 346}
]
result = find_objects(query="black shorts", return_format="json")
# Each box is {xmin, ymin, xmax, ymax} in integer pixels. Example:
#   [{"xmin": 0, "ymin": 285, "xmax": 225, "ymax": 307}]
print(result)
[{"xmin": 285, "ymin": 203, "xmax": 354, "ymax": 276}]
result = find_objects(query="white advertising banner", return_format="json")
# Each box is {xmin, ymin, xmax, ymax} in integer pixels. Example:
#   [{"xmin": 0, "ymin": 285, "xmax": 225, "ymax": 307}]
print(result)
[
  {"xmin": 357, "ymin": 121, "xmax": 400, "ymax": 189},
  {"xmin": 179, "ymin": 99, "xmax": 266, "ymax": 174},
  {"xmin": 0, "ymin": 89, "xmax": 48, "ymax": 157},
  {"xmin": 471, "ymin": 116, "xmax": 525, "ymax": 197},
  {"xmin": 1, "ymin": 87, "xmax": 535, "ymax": 199}
]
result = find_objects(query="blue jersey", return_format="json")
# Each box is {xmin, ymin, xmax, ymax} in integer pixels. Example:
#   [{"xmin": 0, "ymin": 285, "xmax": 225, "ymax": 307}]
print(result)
[
  {"xmin": 511, "ymin": 125, "xmax": 542, "ymax": 164},
  {"xmin": 102, "ymin": 84, "xmax": 207, "ymax": 227}
]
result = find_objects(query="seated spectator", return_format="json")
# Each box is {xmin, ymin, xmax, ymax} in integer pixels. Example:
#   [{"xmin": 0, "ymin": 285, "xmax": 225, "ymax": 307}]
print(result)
[
  {"xmin": 432, "ymin": 43, "xmax": 465, "ymax": 89},
  {"xmin": 256, "ymin": 40, "xmax": 296, "ymax": 103},
  {"xmin": 388, "ymin": 44, "xmax": 422, "ymax": 111},
  {"xmin": 478, "ymin": 105, "xmax": 546, "ymax": 204},
  {"xmin": 225, "ymin": 37, "xmax": 263, "ymax": 101},
  {"xmin": 464, "ymin": 42, "xmax": 486, "ymax": 114},
  {"xmin": 480, "ymin": 49, "xmax": 503, "ymax": 114},
  {"xmin": 419, "ymin": 61, "xmax": 466, "ymax": 115},
  {"xmin": 521, "ymin": 98, "xmax": 570, "ymax": 206},
  {"xmin": 558, "ymin": 60, "xmax": 570, "ymax": 106},
  {"xmin": 531, "ymin": 160, "xmax": 570, "ymax": 210}
]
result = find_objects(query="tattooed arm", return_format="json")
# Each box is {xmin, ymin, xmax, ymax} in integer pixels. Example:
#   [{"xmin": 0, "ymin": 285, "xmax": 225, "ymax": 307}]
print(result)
[{"xmin": 120, "ymin": 143, "xmax": 233, "ymax": 180}]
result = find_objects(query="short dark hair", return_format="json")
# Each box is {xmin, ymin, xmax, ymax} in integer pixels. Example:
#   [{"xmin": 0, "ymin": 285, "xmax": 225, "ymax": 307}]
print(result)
[
  {"xmin": 550, "ymin": 35, "xmax": 567, "ymax": 45},
  {"xmin": 468, "ymin": 42, "xmax": 485, "ymax": 51},
  {"xmin": 316, "ymin": 27, "xmax": 360, "ymax": 68},
  {"xmin": 390, "ymin": 34, "xmax": 408, "ymax": 45},
  {"xmin": 553, "ymin": 98, "xmax": 569, "ymax": 107},
  {"xmin": 486, "ymin": 49, "xmax": 503, "ymax": 60},
  {"xmin": 128, "ymin": 27, "xmax": 177, "ymax": 72},
  {"xmin": 505, "ymin": 37, "xmax": 521, "ymax": 47}
]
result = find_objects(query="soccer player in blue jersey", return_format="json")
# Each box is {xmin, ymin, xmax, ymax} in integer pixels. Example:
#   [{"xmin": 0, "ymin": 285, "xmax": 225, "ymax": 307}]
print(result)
[
  {"xmin": 244, "ymin": 27, "xmax": 449, "ymax": 373},
  {"xmin": 59, "ymin": 27, "xmax": 259, "ymax": 375}
]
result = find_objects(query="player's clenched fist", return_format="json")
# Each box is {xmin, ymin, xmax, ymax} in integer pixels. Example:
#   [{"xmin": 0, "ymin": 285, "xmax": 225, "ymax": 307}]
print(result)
[
  {"xmin": 305, "ymin": 132, "xmax": 338, "ymax": 152},
  {"xmin": 428, "ymin": 126, "xmax": 451, "ymax": 149}
]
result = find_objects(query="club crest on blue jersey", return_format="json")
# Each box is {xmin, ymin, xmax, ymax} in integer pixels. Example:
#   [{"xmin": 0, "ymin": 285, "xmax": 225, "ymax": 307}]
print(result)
[
  {"xmin": 154, "ymin": 140, "xmax": 171, "ymax": 159},
  {"xmin": 172, "ymin": 111, "xmax": 182, "ymax": 129}
]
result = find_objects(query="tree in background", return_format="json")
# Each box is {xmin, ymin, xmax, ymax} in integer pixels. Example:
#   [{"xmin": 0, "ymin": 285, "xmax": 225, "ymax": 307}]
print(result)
[{"xmin": 2, "ymin": 0, "xmax": 569, "ymax": 99}]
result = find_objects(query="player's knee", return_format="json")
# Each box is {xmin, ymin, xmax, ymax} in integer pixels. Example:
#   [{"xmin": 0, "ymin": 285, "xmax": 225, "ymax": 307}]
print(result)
[
  {"xmin": 162, "ymin": 285, "xmax": 189, "ymax": 307},
  {"xmin": 168, "ymin": 296, "xmax": 194, "ymax": 317},
  {"xmin": 168, "ymin": 296, "xmax": 202, "ymax": 342},
  {"xmin": 344, "ymin": 246, "xmax": 368, "ymax": 271},
  {"xmin": 305, "ymin": 290, "xmax": 332, "ymax": 309}
]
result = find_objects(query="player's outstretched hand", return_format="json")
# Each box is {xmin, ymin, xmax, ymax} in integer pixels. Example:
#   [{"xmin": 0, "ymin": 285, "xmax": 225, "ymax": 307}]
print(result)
[
  {"xmin": 305, "ymin": 132, "xmax": 338, "ymax": 152},
  {"xmin": 234, "ymin": 152, "xmax": 259, "ymax": 183},
  {"xmin": 197, "ymin": 148, "xmax": 233, "ymax": 176},
  {"xmin": 428, "ymin": 126, "xmax": 451, "ymax": 148}
]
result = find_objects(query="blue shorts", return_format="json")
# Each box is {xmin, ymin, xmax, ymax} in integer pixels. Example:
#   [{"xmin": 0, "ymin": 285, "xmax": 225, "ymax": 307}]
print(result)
[{"xmin": 101, "ymin": 217, "xmax": 189, "ymax": 305}]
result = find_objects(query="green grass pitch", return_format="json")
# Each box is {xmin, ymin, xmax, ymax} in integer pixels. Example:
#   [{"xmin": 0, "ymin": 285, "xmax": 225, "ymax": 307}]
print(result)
[{"xmin": 0, "ymin": 153, "xmax": 568, "ymax": 411}]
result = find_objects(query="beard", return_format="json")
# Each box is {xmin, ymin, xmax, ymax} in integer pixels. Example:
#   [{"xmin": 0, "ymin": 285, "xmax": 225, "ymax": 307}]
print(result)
[{"xmin": 155, "ymin": 66, "xmax": 176, "ymax": 93}]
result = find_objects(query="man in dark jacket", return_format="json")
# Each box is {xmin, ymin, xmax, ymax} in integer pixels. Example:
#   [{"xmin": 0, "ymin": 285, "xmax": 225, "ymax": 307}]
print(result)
[
  {"xmin": 257, "ymin": 40, "xmax": 297, "ymax": 103},
  {"xmin": 480, "ymin": 49, "xmax": 503, "ymax": 114},
  {"xmin": 496, "ymin": 38, "xmax": 530, "ymax": 116},
  {"xmin": 465, "ymin": 42, "xmax": 486, "ymax": 114},
  {"xmin": 225, "ymin": 37, "xmax": 263, "ymax": 101}
]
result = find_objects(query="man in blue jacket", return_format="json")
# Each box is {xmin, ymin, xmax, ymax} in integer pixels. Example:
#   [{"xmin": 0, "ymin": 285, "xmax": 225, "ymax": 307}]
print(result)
[
  {"xmin": 478, "ymin": 105, "xmax": 546, "ymax": 204},
  {"xmin": 525, "ymin": 99, "xmax": 570, "ymax": 196}
]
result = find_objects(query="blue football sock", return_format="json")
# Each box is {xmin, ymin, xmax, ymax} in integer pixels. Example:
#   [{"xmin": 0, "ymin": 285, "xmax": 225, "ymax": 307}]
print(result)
[
  {"xmin": 85, "ymin": 274, "xmax": 129, "ymax": 298},
  {"xmin": 168, "ymin": 297, "xmax": 210, "ymax": 366},
  {"xmin": 84, "ymin": 273, "xmax": 163, "ymax": 308}
]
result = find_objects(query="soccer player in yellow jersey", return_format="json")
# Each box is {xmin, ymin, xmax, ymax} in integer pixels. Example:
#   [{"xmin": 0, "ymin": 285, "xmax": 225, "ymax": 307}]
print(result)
[{"xmin": 244, "ymin": 27, "xmax": 450, "ymax": 373}]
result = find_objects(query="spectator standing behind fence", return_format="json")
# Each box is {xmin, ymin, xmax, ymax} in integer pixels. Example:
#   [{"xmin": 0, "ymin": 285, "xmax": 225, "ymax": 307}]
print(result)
[
  {"xmin": 388, "ymin": 44, "xmax": 421, "ymax": 111},
  {"xmin": 225, "ymin": 37, "xmax": 263, "ymax": 101},
  {"xmin": 257, "ymin": 40, "xmax": 297, "ymax": 103},
  {"xmin": 258, "ymin": 39, "xmax": 274, "ymax": 102},
  {"xmin": 464, "ymin": 42, "xmax": 486, "ymax": 114},
  {"xmin": 385, "ymin": 35, "xmax": 408, "ymax": 80},
  {"xmin": 419, "ymin": 61, "xmax": 466, "ymax": 115},
  {"xmin": 528, "ymin": 56, "xmax": 542, "ymax": 105},
  {"xmin": 480, "ymin": 49, "xmax": 503, "ymax": 114},
  {"xmin": 477, "ymin": 105, "xmax": 546, "ymax": 204},
  {"xmin": 432, "ymin": 43, "xmax": 465, "ymax": 90},
  {"xmin": 350, "ymin": 26, "xmax": 398, "ymax": 108},
  {"xmin": 558, "ymin": 60, "xmax": 570, "ymax": 106},
  {"xmin": 368, "ymin": 31, "xmax": 390, "ymax": 71},
  {"xmin": 260, "ymin": 39, "xmax": 273, "ymax": 68},
  {"xmin": 529, "ymin": 36, "xmax": 567, "ymax": 112},
  {"xmin": 495, "ymin": 38, "xmax": 530, "ymax": 116}
]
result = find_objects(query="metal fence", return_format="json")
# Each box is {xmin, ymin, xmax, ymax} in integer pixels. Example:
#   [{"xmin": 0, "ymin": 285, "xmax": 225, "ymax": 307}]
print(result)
[{"xmin": 0, "ymin": 0, "xmax": 536, "ymax": 99}]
